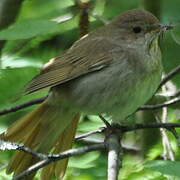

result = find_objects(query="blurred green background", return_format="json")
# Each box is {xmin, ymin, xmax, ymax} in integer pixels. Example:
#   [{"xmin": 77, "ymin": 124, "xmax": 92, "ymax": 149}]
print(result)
[{"xmin": 0, "ymin": 0, "xmax": 180, "ymax": 179}]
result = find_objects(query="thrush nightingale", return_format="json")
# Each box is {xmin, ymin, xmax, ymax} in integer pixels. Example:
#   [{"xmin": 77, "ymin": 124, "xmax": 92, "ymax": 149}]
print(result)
[
  {"xmin": 2, "ymin": 9, "xmax": 171, "ymax": 179},
  {"xmin": 27, "ymin": 9, "xmax": 167, "ymax": 123}
]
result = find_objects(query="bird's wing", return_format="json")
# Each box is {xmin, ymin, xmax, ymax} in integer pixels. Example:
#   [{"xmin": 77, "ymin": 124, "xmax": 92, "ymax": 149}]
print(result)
[{"xmin": 25, "ymin": 36, "xmax": 120, "ymax": 94}]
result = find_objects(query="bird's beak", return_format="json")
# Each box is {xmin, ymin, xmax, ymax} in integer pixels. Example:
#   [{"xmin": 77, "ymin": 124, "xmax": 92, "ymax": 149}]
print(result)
[{"xmin": 147, "ymin": 24, "xmax": 173, "ymax": 33}]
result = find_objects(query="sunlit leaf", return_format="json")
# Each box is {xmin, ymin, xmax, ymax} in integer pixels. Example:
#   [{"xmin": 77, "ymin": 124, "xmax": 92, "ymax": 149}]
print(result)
[{"xmin": 1, "ymin": 54, "xmax": 42, "ymax": 69}]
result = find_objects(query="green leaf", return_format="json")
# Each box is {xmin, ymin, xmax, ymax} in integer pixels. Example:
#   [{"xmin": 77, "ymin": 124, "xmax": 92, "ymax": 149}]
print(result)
[
  {"xmin": 145, "ymin": 160, "xmax": 180, "ymax": 177},
  {"xmin": 0, "ymin": 19, "xmax": 61, "ymax": 40},
  {"xmin": 171, "ymin": 24, "xmax": 180, "ymax": 45}
]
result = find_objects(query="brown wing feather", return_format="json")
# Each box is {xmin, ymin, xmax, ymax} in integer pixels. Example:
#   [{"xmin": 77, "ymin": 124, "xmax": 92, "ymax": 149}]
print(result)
[{"xmin": 25, "ymin": 36, "xmax": 116, "ymax": 94}]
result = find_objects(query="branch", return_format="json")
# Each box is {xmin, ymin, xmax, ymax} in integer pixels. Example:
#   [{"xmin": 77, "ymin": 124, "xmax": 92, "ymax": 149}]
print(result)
[
  {"xmin": 13, "ymin": 143, "xmax": 105, "ymax": 180},
  {"xmin": 2, "ymin": 123, "xmax": 180, "ymax": 154},
  {"xmin": 76, "ymin": 137, "xmax": 104, "ymax": 144},
  {"xmin": 0, "ymin": 140, "xmax": 47, "ymax": 159},
  {"xmin": 158, "ymin": 65, "xmax": 180, "ymax": 89},
  {"xmin": 138, "ymin": 96, "xmax": 180, "ymax": 111},
  {"xmin": 2, "ymin": 121, "xmax": 180, "ymax": 179},
  {"xmin": 75, "ymin": 128, "xmax": 105, "ymax": 140},
  {"xmin": 106, "ymin": 133, "xmax": 122, "ymax": 180},
  {"xmin": 0, "ymin": 96, "xmax": 47, "ymax": 115}
]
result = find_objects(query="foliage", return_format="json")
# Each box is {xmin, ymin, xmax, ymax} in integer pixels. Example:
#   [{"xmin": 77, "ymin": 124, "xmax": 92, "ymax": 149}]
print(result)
[
  {"xmin": 0, "ymin": 0, "xmax": 180, "ymax": 180},
  {"xmin": 145, "ymin": 160, "xmax": 180, "ymax": 178}
]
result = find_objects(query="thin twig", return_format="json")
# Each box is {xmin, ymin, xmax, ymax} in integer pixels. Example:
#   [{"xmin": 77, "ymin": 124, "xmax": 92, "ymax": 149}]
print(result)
[
  {"xmin": 13, "ymin": 143, "xmax": 105, "ymax": 180},
  {"xmin": 75, "ymin": 128, "xmax": 105, "ymax": 140},
  {"xmin": 0, "ymin": 96, "xmax": 47, "ymax": 115},
  {"xmin": 99, "ymin": 115, "xmax": 111, "ymax": 128},
  {"xmin": 138, "ymin": 96, "xmax": 180, "ymax": 111},
  {"xmin": 77, "ymin": 137, "xmax": 104, "ymax": 144},
  {"xmin": 0, "ymin": 140, "xmax": 48, "ymax": 159}
]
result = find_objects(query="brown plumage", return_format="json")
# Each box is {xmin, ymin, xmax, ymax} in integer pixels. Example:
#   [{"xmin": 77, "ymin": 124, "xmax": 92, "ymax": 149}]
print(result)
[
  {"xmin": 0, "ymin": 9, "xmax": 166, "ymax": 180},
  {"xmin": 1, "ymin": 100, "xmax": 80, "ymax": 179},
  {"xmin": 25, "ymin": 37, "xmax": 113, "ymax": 94},
  {"xmin": 25, "ymin": 9, "xmax": 159, "ymax": 94}
]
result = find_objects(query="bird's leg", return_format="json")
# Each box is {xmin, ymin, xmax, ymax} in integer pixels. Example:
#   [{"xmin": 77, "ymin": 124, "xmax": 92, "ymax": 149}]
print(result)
[{"xmin": 99, "ymin": 115, "xmax": 124, "ymax": 140}]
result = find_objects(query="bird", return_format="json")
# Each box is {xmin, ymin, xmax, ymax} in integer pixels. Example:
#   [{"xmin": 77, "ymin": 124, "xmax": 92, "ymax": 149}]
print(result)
[{"xmin": 0, "ymin": 8, "xmax": 170, "ymax": 180}]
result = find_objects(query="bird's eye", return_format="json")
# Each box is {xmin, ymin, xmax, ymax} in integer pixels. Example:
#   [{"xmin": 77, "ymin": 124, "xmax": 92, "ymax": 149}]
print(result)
[{"xmin": 133, "ymin": 26, "xmax": 142, "ymax": 33}]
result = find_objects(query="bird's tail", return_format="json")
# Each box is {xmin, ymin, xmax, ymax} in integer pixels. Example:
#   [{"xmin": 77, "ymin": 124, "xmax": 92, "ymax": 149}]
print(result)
[{"xmin": 0, "ymin": 99, "xmax": 79, "ymax": 180}]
